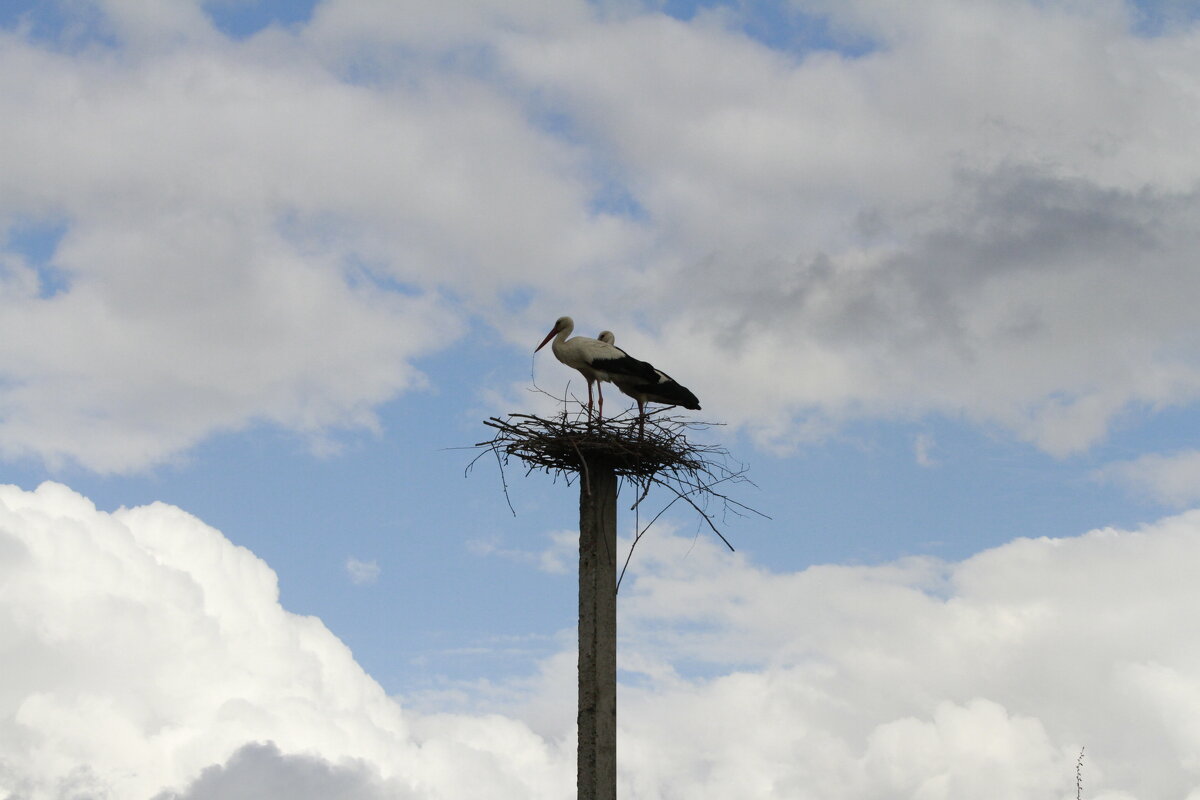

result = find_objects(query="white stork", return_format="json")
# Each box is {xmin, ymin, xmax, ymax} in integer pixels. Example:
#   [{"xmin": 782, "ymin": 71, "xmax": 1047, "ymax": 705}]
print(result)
[
  {"xmin": 535, "ymin": 316, "xmax": 637, "ymax": 419},
  {"xmin": 595, "ymin": 329, "xmax": 700, "ymax": 435}
]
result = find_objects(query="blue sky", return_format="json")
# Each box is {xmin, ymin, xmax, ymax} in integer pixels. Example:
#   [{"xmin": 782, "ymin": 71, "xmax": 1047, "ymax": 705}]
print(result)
[{"xmin": 3, "ymin": 1, "xmax": 1200, "ymax": 797}]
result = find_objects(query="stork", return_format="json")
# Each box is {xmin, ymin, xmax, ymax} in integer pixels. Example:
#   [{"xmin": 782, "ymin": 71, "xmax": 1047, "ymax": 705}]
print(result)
[
  {"xmin": 535, "ymin": 316, "xmax": 657, "ymax": 420},
  {"xmin": 595, "ymin": 329, "xmax": 700, "ymax": 435}
]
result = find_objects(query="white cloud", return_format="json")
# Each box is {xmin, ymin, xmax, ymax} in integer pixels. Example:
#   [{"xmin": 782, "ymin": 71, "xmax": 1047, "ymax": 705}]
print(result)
[
  {"xmin": 345, "ymin": 556, "xmax": 381, "ymax": 585},
  {"xmin": 611, "ymin": 513, "xmax": 1200, "ymax": 798},
  {"xmin": 1094, "ymin": 449, "xmax": 1200, "ymax": 506},
  {"xmin": 0, "ymin": 481, "xmax": 570, "ymax": 799},
  {"xmin": 5, "ymin": 480, "xmax": 1200, "ymax": 797},
  {"xmin": 0, "ymin": 5, "xmax": 639, "ymax": 472}
]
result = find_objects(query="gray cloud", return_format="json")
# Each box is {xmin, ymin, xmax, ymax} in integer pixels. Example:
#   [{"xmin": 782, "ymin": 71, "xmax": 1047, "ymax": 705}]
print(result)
[
  {"xmin": 4, "ymin": 0, "xmax": 1200, "ymax": 465},
  {"xmin": 505, "ymin": 25, "xmax": 1198, "ymax": 449},
  {"xmin": 153, "ymin": 742, "xmax": 409, "ymax": 800},
  {"xmin": 1094, "ymin": 449, "xmax": 1200, "ymax": 506},
  {"xmin": 686, "ymin": 167, "xmax": 1200, "ymax": 450},
  {"xmin": 491, "ymin": 1, "xmax": 1200, "ymax": 454}
]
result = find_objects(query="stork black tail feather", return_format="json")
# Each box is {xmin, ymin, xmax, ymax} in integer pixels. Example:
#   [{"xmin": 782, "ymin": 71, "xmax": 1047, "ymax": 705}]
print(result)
[{"xmin": 650, "ymin": 379, "xmax": 701, "ymax": 410}]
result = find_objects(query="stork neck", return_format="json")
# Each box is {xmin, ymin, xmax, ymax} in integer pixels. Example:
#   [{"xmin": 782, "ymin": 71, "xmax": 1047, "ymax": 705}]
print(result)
[{"xmin": 552, "ymin": 321, "xmax": 574, "ymax": 351}]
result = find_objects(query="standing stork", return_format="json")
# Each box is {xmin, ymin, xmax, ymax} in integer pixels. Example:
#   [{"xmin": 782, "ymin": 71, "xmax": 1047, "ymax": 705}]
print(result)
[
  {"xmin": 535, "ymin": 316, "xmax": 658, "ymax": 420},
  {"xmin": 595, "ymin": 330, "xmax": 700, "ymax": 436}
]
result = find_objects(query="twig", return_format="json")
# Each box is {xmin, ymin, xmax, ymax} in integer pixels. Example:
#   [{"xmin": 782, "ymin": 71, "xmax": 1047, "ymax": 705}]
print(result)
[
  {"xmin": 1076, "ymin": 746, "xmax": 1085, "ymax": 800},
  {"xmin": 617, "ymin": 488, "xmax": 683, "ymax": 592}
]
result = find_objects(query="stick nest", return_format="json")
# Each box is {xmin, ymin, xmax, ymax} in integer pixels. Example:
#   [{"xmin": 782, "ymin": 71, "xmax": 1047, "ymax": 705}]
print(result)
[
  {"xmin": 469, "ymin": 405, "xmax": 767, "ymax": 562},
  {"xmin": 478, "ymin": 409, "xmax": 710, "ymax": 479}
]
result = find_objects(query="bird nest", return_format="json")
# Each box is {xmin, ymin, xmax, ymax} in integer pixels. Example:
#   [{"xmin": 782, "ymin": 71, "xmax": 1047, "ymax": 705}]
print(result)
[
  {"xmin": 478, "ymin": 409, "xmax": 709, "ymax": 479},
  {"xmin": 470, "ymin": 406, "xmax": 766, "ymax": 558}
]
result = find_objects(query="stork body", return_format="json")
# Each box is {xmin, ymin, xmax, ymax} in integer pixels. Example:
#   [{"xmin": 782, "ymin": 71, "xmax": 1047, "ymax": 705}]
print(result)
[
  {"xmin": 595, "ymin": 330, "xmax": 700, "ymax": 434},
  {"xmin": 536, "ymin": 316, "xmax": 660, "ymax": 420}
]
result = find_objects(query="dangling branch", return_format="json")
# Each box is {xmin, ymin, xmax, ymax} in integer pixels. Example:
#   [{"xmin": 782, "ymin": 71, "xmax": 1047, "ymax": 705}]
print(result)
[{"xmin": 618, "ymin": 480, "xmax": 681, "ymax": 592}]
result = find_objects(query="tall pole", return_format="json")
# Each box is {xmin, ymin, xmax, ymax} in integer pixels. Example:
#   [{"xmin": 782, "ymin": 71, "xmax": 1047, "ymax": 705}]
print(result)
[{"xmin": 577, "ymin": 461, "xmax": 617, "ymax": 800}]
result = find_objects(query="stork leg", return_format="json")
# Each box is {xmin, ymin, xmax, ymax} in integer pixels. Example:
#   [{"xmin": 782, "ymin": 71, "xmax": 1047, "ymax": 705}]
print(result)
[
  {"xmin": 637, "ymin": 399, "xmax": 646, "ymax": 439},
  {"xmin": 597, "ymin": 382, "xmax": 604, "ymax": 421},
  {"xmin": 586, "ymin": 380, "xmax": 595, "ymax": 420}
]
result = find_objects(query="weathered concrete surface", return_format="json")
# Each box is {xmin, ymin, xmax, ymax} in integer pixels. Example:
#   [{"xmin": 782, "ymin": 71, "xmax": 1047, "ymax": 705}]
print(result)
[{"xmin": 578, "ymin": 463, "xmax": 617, "ymax": 800}]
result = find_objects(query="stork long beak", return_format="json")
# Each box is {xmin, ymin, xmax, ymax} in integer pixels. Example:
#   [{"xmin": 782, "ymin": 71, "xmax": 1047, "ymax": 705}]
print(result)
[{"xmin": 535, "ymin": 326, "xmax": 558, "ymax": 352}]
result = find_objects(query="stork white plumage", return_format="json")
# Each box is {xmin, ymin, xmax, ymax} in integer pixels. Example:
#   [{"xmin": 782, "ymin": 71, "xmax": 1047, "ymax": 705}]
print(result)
[
  {"xmin": 534, "ymin": 315, "xmax": 702, "ymax": 429},
  {"xmin": 535, "ymin": 316, "xmax": 634, "ymax": 419},
  {"xmin": 596, "ymin": 329, "xmax": 700, "ymax": 435}
]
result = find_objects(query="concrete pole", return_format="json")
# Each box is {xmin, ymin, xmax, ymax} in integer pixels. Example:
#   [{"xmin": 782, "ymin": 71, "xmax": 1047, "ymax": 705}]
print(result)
[{"xmin": 577, "ymin": 462, "xmax": 617, "ymax": 800}]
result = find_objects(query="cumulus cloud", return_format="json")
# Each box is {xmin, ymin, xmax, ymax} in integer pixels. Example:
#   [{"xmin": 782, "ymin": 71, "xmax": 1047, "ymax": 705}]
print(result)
[
  {"xmin": 0, "ymin": 481, "xmax": 570, "ymax": 799},
  {"xmin": 4, "ymin": 480, "xmax": 1200, "ymax": 798},
  {"xmin": 612, "ymin": 513, "xmax": 1200, "ymax": 799}
]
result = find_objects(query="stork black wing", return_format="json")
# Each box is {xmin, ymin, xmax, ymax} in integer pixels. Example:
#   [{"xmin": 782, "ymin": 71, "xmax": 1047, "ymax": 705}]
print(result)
[{"xmin": 589, "ymin": 352, "xmax": 659, "ymax": 383}]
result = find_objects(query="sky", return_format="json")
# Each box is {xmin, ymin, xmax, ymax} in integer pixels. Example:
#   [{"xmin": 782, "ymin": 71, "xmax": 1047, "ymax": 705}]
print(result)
[{"xmin": 2, "ymin": 0, "xmax": 1200, "ymax": 797}]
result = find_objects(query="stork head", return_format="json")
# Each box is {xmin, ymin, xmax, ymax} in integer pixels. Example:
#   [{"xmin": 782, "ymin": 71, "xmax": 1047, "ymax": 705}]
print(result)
[
  {"xmin": 597, "ymin": 330, "xmax": 614, "ymax": 345},
  {"xmin": 535, "ymin": 316, "xmax": 573, "ymax": 352}
]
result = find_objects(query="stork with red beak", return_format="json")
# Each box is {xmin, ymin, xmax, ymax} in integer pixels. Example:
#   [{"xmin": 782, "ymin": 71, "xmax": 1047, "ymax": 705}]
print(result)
[
  {"xmin": 535, "ymin": 316, "xmax": 645, "ymax": 420},
  {"xmin": 596, "ymin": 329, "xmax": 700, "ymax": 435},
  {"xmin": 534, "ymin": 315, "xmax": 700, "ymax": 430}
]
